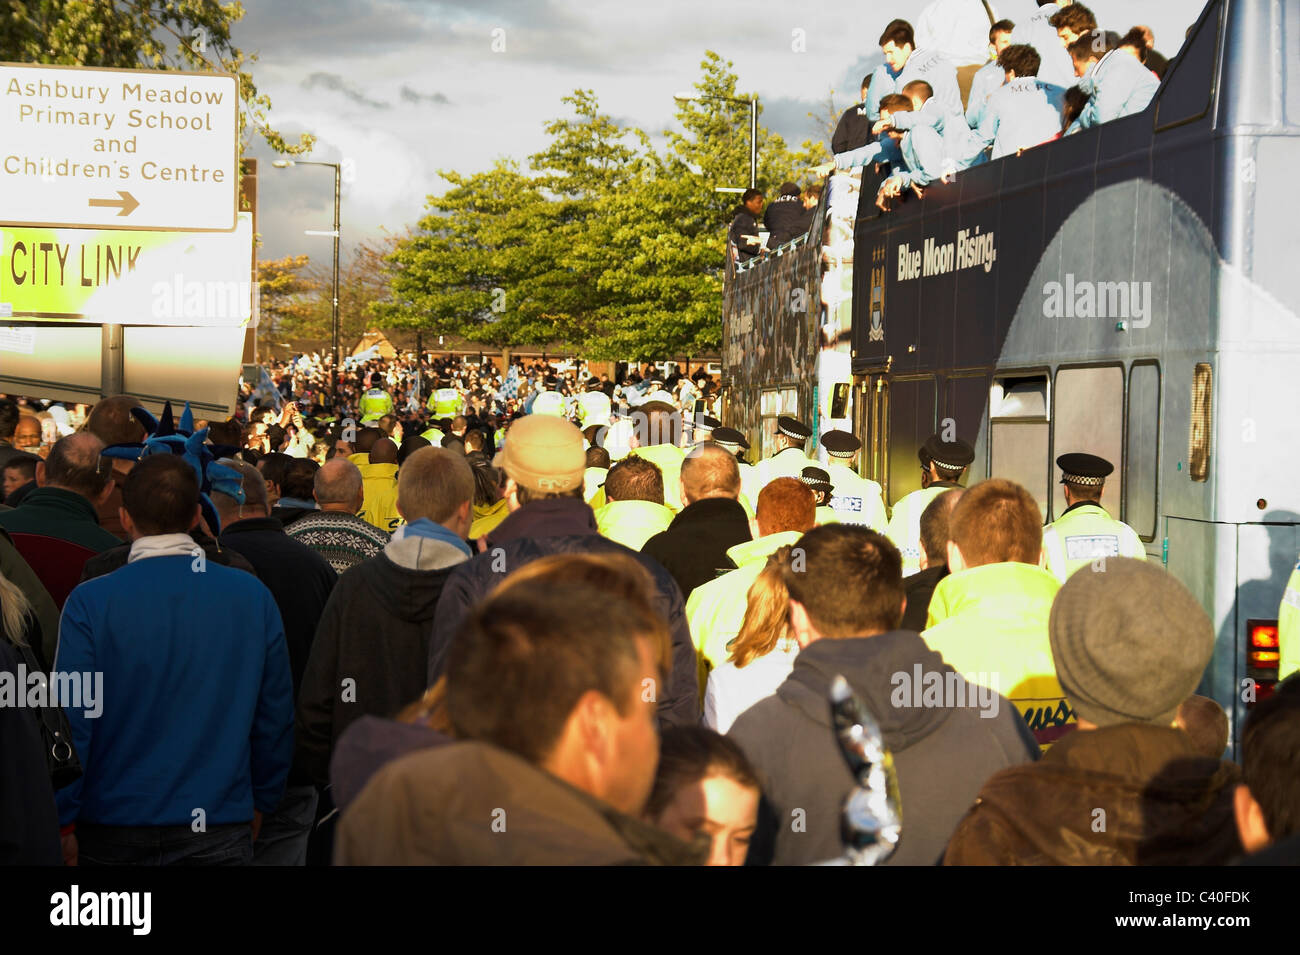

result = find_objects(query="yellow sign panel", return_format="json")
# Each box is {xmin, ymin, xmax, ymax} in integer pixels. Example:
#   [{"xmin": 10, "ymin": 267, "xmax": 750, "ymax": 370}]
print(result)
[{"xmin": 0, "ymin": 212, "xmax": 252, "ymax": 326}]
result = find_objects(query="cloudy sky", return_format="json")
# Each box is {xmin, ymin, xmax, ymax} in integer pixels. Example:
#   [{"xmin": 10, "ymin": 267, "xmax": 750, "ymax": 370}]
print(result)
[{"xmin": 235, "ymin": 0, "xmax": 1206, "ymax": 264}]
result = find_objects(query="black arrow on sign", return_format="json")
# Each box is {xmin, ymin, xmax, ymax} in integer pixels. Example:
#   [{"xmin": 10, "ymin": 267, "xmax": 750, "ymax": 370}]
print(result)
[{"xmin": 88, "ymin": 191, "xmax": 140, "ymax": 217}]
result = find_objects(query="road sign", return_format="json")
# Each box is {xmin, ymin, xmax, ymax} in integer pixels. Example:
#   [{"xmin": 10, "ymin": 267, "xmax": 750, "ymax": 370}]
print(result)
[
  {"xmin": 0, "ymin": 62, "xmax": 238, "ymax": 232},
  {"xmin": 0, "ymin": 212, "xmax": 254, "ymax": 326}
]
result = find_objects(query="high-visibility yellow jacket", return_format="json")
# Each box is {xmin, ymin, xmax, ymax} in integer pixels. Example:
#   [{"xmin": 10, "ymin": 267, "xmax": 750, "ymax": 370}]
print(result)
[
  {"xmin": 470, "ymin": 498, "xmax": 510, "ymax": 540},
  {"xmin": 814, "ymin": 505, "xmax": 839, "ymax": 526},
  {"xmin": 752, "ymin": 447, "xmax": 816, "ymax": 490},
  {"xmin": 427, "ymin": 388, "xmax": 463, "ymax": 417},
  {"xmin": 1279, "ymin": 558, "xmax": 1300, "ymax": 682},
  {"xmin": 824, "ymin": 461, "xmax": 888, "ymax": 532},
  {"xmin": 886, "ymin": 484, "xmax": 953, "ymax": 578},
  {"xmin": 531, "ymin": 391, "xmax": 567, "ymax": 416},
  {"xmin": 629, "ymin": 443, "xmax": 685, "ymax": 512},
  {"xmin": 355, "ymin": 461, "xmax": 402, "ymax": 533},
  {"xmin": 923, "ymin": 561, "xmax": 1072, "ymax": 749},
  {"xmin": 686, "ymin": 530, "xmax": 805, "ymax": 694},
  {"xmin": 594, "ymin": 499, "xmax": 674, "ymax": 552},
  {"xmin": 576, "ymin": 391, "xmax": 612, "ymax": 428},
  {"xmin": 1042, "ymin": 501, "xmax": 1146, "ymax": 582},
  {"xmin": 359, "ymin": 388, "xmax": 393, "ymax": 423},
  {"xmin": 583, "ymin": 467, "xmax": 608, "ymax": 506}
]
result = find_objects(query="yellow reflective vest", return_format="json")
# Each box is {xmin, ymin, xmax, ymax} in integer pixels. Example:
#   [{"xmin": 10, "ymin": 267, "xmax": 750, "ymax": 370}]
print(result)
[
  {"xmin": 824, "ymin": 461, "xmax": 888, "ymax": 532},
  {"xmin": 427, "ymin": 388, "xmax": 463, "ymax": 417},
  {"xmin": 629, "ymin": 443, "xmax": 685, "ymax": 512},
  {"xmin": 358, "ymin": 388, "xmax": 393, "ymax": 423},
  {"xmin": 886, "ymin": 483, "xmax": 955, "ymax": 578},
  {"xmin": 1280, "ymin": 558, "xmax": 1300, "ymax": 682},
  {"xmin": 594, "ymin": 499, "xmax": 674, "ymax": 551},
  {"xmin": 923, "ymin": 561, "xmax": 1072, "ymax": 749},
  {"xmin": 1042, "ymin": 501, "xmax": 1146, "ymax": 582},
  {"xmin": 686, "ymin": 530, "xmax": 805, "ymax": 695},
  {"xmin": 355, "ymin": 460, "xmax": 402, "ymax": 533}
]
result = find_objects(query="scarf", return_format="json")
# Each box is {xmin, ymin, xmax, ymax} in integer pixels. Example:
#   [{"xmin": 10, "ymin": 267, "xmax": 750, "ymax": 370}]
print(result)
[
  {"xmin": 127, "ymin": 533, "xmax": 198, "ymax": 563},
  {"xmin": 391, "ymin": 517, "xmax": 472, "ymax": 557}
]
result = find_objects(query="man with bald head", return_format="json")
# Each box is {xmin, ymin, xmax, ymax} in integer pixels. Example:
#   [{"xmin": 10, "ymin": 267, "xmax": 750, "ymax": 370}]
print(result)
[
  {"xmin": 0, "ymin": 431, "xmax": 121, "ymax": 610},
  {"xmin": 213, "ymin": 457, "xmax": 336, "ymax": 865},
  {"xmin": 642, "ymin": 442, "xmax": 753, "ymax": 602},
  {"xmin": 287, "ymin": 457, "xmax": 391, "ymax": 574},
  {"xmin": 356, "ymin": 436, "xmax": 401, "ymax": 532}
]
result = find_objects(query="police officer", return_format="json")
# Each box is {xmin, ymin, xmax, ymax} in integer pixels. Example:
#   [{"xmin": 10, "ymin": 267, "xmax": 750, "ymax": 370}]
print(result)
[
  {"xmin": 359, "ymin": 372, "xmax": 394, "ymax": 424},
  {"xmin": 427, "ymin": 378, "xmax": 464, "ymax": 418},
  {"xmin": 1279, "ymin": 556, "xmax": 1300, "ymax": 682},
  {"xmin": 886, "ymin": 433, "xmax": 974, "ymax": 577},
  {"xmin": 576, "ymin": 376, "xmax": 612, "ymax": 430},
  {"xmin": 755, "ymin": 416, "xmax": 816, "ymax": 488},
  {"xmin": 530, "ymin": 375, "xmax": 568, "ymax": 417},
  {"xmin": 691, "ymin": 415, "xmax": 721, "ymax": 445},
  {"xmin": 1042, "ymin": 453, "xmax": 1146, "ymax": 582},
  {"xmin": 713, "ymin": 427, "xmax": 757, "ymax": 518},
  {"xmin": 820, "ymin": 430, "xmax": 888, "ymax": 532},
  {"xmin": 800, "ymin": 467, "xmax": 840, "ymax": 525}
]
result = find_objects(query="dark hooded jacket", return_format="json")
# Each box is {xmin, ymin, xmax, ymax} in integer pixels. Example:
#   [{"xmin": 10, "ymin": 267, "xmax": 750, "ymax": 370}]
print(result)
[
  {"xmin": 428, "ymin": 498, "xmax": 699, "ymax": 727},
  {"xmin": 335, "ymin": 740, "xmax": 706, "ymax": 866},
  {"xmin": 297, "ymin": 532, "xmax": 468, "ymax": 787},
  {"xmin": 901, "ymin": 564, "xmax": 948, "ymax": 631},
  {"xmin": 943, "ymin": 723, "xmax": 1243, "ymax": 865},
  {"xmin": 729, "ymin": 630, "xmax": 1039, "ymax": 866},
  {"xmin": 641, "ymin": 496, "xmax": 752, "ymax": 602}
]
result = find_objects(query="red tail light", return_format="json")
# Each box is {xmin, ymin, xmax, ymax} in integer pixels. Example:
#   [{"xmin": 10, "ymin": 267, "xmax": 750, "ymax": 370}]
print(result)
[{"xmin": 1246, "ymin": 619, "xmax": 1280, "ymax": 708}]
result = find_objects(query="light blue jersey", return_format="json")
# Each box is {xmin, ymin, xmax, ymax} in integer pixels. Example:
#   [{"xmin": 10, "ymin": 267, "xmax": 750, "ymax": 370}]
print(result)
[
  {"xmin": 864, "ymin": 47, "xmax": 961, "ymax": 120},
  {"xmin": 1009, "ymin": 5, "xmax": 1076, "ymax": 90},
  {"xmin": 886, "ymin": 97, "xmax": 986, "ymax": 186},
  {"xmin": 973, "ymin": 77, "xmax": 1067, "ymax": 160},
  {"xmin": 1075, "ymin": 50, "xmax": 1161, "ymax": 129},
  {"xmin": 965, "ymin": 59, "xmax": 1005, "ymax": 129}
]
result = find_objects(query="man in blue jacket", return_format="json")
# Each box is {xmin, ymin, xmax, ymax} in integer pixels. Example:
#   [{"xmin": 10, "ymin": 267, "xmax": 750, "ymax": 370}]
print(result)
[
  {"xmin": 972, "ymin": 44, "xmax": 1068, "ymax": 160},
  {"xmin": 1069, "ymin": 35, "xmax": 1160, "ymax": 128},
  {"xmin": 55, "ymin": 454, "xmax": 294, "ymax": 866},
  {"xmin": 864, "ymin": 18, "xmax": 962, "ymax": 121}
]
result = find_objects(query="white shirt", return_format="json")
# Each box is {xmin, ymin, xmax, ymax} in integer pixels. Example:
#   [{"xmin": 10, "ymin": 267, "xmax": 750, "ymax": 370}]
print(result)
[{"xmin": 704, "ymin": 642, "xmax": 799, "ymax": 734}]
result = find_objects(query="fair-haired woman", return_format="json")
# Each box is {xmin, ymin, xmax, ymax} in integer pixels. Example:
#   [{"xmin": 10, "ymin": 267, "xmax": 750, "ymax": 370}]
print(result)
[{"xmin": 703, "ymin": 546, "xmax": 800, "ymax": 733}]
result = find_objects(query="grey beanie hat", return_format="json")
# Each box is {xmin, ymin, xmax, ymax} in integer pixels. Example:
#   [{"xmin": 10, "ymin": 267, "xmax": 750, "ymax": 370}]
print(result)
[{"xmin": 1049, "ymin": 558, "xmax": 1214, "ymax": 728}]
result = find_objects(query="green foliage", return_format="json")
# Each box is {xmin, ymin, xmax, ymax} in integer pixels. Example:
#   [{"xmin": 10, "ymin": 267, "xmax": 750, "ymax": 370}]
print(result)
[
  {"xmin": 378, "ymin": 52, "xmax": 828, "ymax": 359},
  {"xmin": 0, "ymin": 0, "xmax": 313, "ymax": 156}
]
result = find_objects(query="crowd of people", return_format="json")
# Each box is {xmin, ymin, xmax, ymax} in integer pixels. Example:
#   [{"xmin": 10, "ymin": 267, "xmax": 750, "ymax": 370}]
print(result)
[
  {"xmin": 730, "ymin": 0, "xmax": 1169, "ymax": 260},
  {"xmin": 1, "ymin": 359, "xmax": 1298, "ymax": 867}
]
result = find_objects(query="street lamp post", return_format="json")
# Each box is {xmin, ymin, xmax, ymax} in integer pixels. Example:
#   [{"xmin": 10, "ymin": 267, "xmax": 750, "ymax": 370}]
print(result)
[
  {"xmin": 674, "ymin": 92, "xmax": 758, "ymax": 189},
  {"xmin": 272, "ymin": 159, "xmax": 342, "ymax": 410}
]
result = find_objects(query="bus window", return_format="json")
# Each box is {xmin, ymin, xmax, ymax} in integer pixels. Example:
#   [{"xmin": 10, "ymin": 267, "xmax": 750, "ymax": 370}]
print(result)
[
  {"xmin": 989, "ymin": 375, "xmax": 1049, "ymax": 522},
  {"xmin": 1190, "ymin": 363, "xmax": 1212, "ymax": 482},
  {"xmin": 1053, "ymin": 366, "xmax": 1124, "ymax": 521},
  {"xmin": 1155, "ymin": 0, "xmax": 1220, "ymax": 131},
  {"xmin": 887, "ymin": 377, "xmax": 936, "ymax": 509},
  {"xmin": 1127, "ymin": 362, "xmax": 1161, "ymax": 540}
]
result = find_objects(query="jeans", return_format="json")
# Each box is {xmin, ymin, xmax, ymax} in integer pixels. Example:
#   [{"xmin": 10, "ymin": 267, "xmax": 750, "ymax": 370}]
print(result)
[
  {"xmin": 77, "ymin": 822, "xmax": 252, "ymax": 866},
  {"xmin": 251, "ymin": 784, "xmax": 318, "ymax": 866}
]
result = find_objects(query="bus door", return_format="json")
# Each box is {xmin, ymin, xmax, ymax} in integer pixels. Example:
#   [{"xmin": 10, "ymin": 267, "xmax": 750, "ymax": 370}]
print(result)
[{"xmin": 855, "ymin": 372, "xmax": 890, "ymax": 497}]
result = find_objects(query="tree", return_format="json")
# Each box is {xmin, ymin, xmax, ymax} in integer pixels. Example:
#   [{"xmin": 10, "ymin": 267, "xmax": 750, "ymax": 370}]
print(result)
[
  {"xmin": 256, "ymin": 254, "xmax": 317, "ymax": 339},
  {"xmin": 372, "ymin": 162, "xmax": 559, "ymax": 363},
  {"xmin": 575, "ymin": 52, "xmax": 828, "ymax": 358},
  {"xmin": 0, "ymin": 0, "xmax": 312, "ymax": 156}
]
